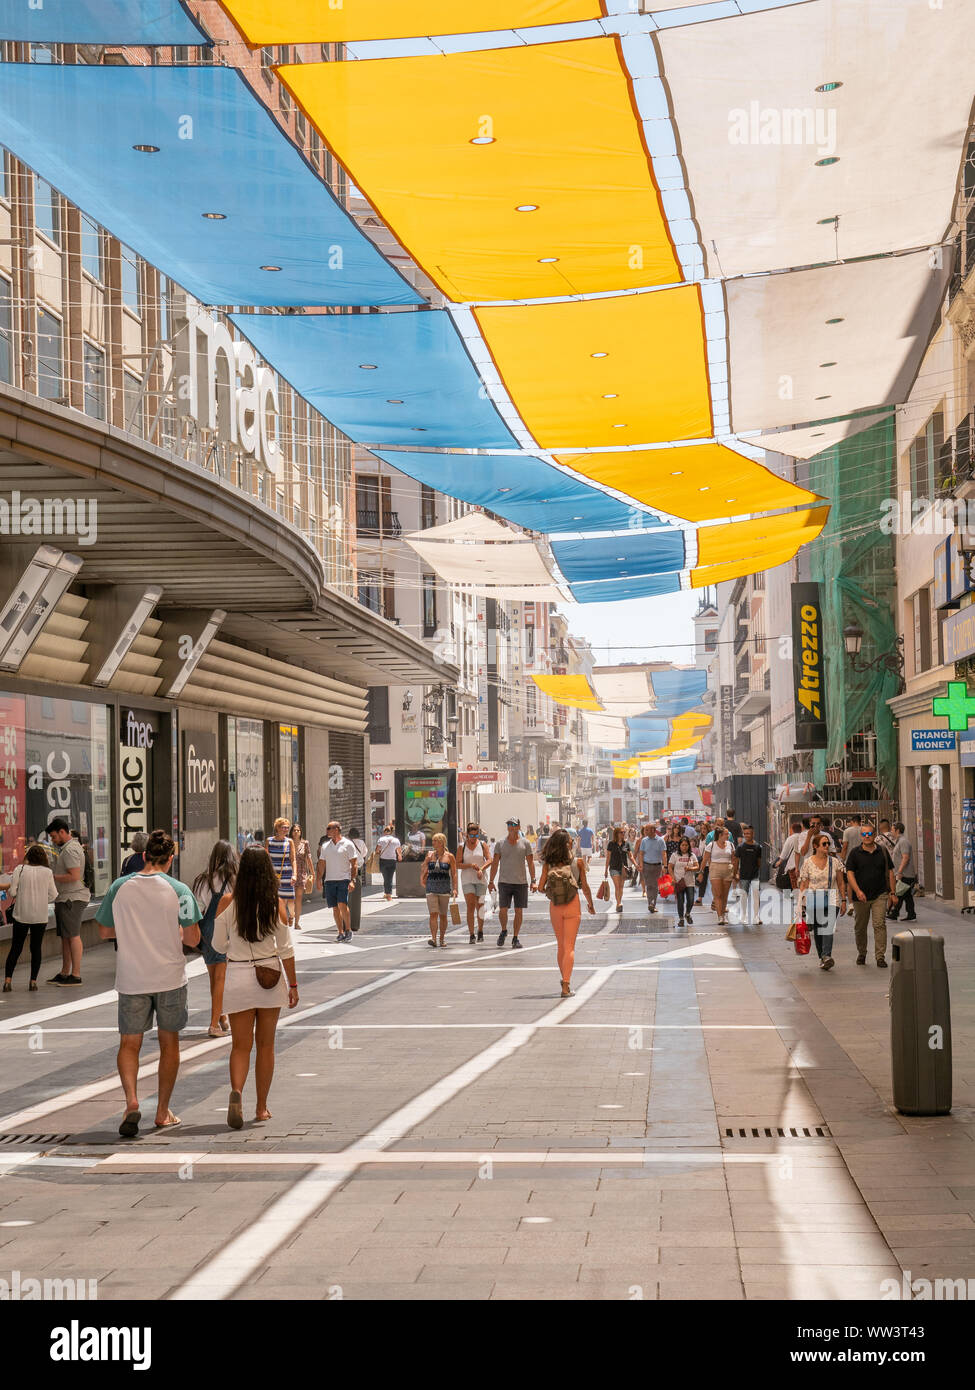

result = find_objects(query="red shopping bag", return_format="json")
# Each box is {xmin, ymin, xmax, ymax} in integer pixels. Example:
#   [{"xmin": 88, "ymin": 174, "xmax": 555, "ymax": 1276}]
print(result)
[
  {"xmin": 596, "ymin": 879, "xmax": 610, "ymax": 902},
  {"xmin": 794, "ymin": 917, "xmax": 811, "ymax": 955},
  {"xmin": 657, "ymin": 873, "xmax": 675, "ymax": 898}
]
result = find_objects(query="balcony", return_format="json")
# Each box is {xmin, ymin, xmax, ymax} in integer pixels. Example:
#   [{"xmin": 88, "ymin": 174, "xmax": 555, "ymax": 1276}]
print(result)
[
  {"xmin": 733, "ymin": 623, "xmax": 749, "ymax": 655},
  {"xmin": 737, "ymin": 685, "xmax": 771, "ymax": 719},
  {"xmin": 356, "ymin": 509, "xmax": 402, "ymax": 538}
]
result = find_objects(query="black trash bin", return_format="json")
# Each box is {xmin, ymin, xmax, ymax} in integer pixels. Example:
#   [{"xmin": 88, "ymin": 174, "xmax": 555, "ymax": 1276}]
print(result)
[{"xmin": 890, "ymin": 929, "xmax": 952, "ymax": 1116}]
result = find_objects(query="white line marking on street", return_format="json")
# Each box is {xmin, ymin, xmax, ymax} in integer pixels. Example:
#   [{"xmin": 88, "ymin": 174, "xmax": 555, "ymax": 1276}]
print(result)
[
  {"xmin": 99, "ymin": 1149, "xmax": 808, "ymax": 1171},
  {"xmin": 171, "ymin": 933, "xmax": 736, "ymax": 1301}
]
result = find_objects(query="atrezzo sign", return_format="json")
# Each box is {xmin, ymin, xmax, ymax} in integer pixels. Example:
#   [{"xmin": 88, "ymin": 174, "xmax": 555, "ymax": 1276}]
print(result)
[
  {"xmin": 176, "ymin": 310, "xmax": 280, "ymax": 475},
  {"xmin": 791, "ymin": 582, "xmax": 828, "ymax": 749}
]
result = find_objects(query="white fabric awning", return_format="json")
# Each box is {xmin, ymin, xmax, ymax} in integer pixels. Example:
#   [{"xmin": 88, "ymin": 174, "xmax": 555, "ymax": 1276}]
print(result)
[
  {"xmin": 583, "ymin": 712, "xmax": 629, "ymax": 747},
  {"xmin": 751, "ymin": 412, "xmax": 889, "ymax": 460},
  {"xmin": 727, "ymin": 250, "xmax": 948, "ymax": 434},
  {"xmin": 658, "ymin": 0, "xmax": 975, "ymax": 278},
  {"xmin": 591, "ymin": 668, "xmax": 654, "ymax": 717},
  {"xmin": 408, "ymin": 536, "xmax": 558, "ymax": 589},
  {"xmin": 406, "ymin": 513, "xmax": 520, "ymax": 543}
]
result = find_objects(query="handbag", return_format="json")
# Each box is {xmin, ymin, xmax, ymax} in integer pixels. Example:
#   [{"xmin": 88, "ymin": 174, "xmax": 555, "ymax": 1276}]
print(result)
[
  {"xmin": 657, "ymin": 873, "xmax": 675, "ymax": 898},
  {"xmin": 894, "ymin": 878, "xmax": 911, "ymax": 897},
  {"xmin": 794, "ymin": 917, "xmax": 811, "ymax": 956},
  {"xmin": 596, "ymin": 879, "xmax": 609, "ymax": 902},
  {"xmin": 303, "ymin": 871, "xmax": 314, "ymax": 893},
  {"xmin": 248, "ymin": 940, "xmax": 282, "ymax": 990}
]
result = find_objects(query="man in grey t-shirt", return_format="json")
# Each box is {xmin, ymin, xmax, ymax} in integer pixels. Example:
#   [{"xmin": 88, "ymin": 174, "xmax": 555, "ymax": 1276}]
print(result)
[
  {"xmin": 48, "ymin": 818, "xmax": 91, "ymax": 986},
  {"xmin": 888, "ymin": 821, "xmax": 918, "ymax": 922},
  {"xmin": 489, "ymin": 818, "xmax": 536, "ymax": 949},
  {"xmin": 840, "ymin": 813, "xmax": 861, "ymax": 862}
]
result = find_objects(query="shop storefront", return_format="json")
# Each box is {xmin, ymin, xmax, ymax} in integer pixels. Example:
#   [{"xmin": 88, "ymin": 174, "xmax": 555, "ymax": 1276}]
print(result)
[{"xmin": 0, "ymin": 689, "xmax": 113, "ymax": 894}]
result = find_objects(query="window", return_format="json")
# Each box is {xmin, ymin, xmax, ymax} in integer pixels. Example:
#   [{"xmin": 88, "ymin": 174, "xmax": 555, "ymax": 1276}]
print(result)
[
  {"xmin": 913, "ymin": 588, "xmax": 932, "ymax": 676},
  {"xmin": 33, "ymin": 174, "xmax": 60, "ymax": 245},
  {"xmin": 422, "ymin": 574, "xmax": 437, "ymax": 638},
  {"xmin": 81, "ymin": 216, "xmax": 102, "ymax": 281},
  {"xmin": 421, "ymin": 484, "xmax": 436, "ymax": 530},
  {"xmin": 172, "ymin": 46, "xmax": 189, "ymax": 64},
  {"xmin": 36, "ymin": 308, "xmax": 62, "ymax": 400},
  {"xmin": 382, "ymin": 570, "xmax": 396, "ymax": 623},
  {"xmin": 310, "ymin": 127, "xmax": 322, "ymax": 165},
  {"xmin": 704, "ymin": 629, "xmax": 718, "ymax": 652},
  {"xmin": 83, "ymin": 342, "xmax": 105, "ymax": 420},
  {"xmin": 0, "ymin": 150, "xmax": 9, "ymax": 203},
  {"xmin": 367, "ymin": 688, "xmax": 391, "ymax": 744},
  {"xmin": 277, "ymin": 48, "xmax": 292, "ymax": 113},
  {"xmin": 0, "ymin": 275, "xmax": 11, "ymax": 385},
  {"xmin": 909, "ymin": 410, "xmax": 944, "ymax": 503},
  {"xmin": 159, "ymin": 273, "xmax": 169, "ymax": 341},
  {"xmin": 260, "ymin": 47, "xmax": 274, "ymax": 86},
  {"xmin": 120, "ymin": 244, "xmax": 140, "ymax": 314},
  {"xmin": 123, "ymin": 370, "xmax": 143, "ymax": 435},
  {"xmin": 358, "ymin": 570, "xmax": 381, "ymax": 614},
  {"xmin": 30, "ymin": 43, "xmax": 57, "ymax": 64}
]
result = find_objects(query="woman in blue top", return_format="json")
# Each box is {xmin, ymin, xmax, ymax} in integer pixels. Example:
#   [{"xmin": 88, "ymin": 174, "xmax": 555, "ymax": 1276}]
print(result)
[
  {"xmin": 267, "ymin": 817, "xmax": 297, "ymax": 924},
  {"xmin": 193, "ymin": 840, "xmax": 238, "ymax": 1037},
  {"xmin": 420, "ymin": 833, "xmax": 458, "ymax": 948}
]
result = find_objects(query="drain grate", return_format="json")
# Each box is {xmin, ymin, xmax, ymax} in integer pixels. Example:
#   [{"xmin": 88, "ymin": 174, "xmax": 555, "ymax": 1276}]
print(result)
[
  {"xmin": 0, "ymin": 1132, "xmax": 70, "ymax": 1147},
  {"xmin": 725, "ymin": 1125, "xmax": 830, "ymax": 1139}
]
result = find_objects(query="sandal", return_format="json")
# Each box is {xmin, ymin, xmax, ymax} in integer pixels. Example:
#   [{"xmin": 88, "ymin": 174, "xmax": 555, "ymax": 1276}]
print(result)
[
  {"xmin": 427, "ymin": 939, "xmax": 438, "ymax": 948},
  {"xmin": 219, "ymin": 1015, "xmax": 231, "ymax": 1033},
  {"xmin": 118, "ymin": 1109, "xmax": 141, "ymax": 1139},
  {"xmin": 207, "ymin": 1025, "xmax": 225, "ymax": 1038},
  {"xmin": 227, "ymin": 1090, "xmax": 244, "ymax": 1130},
  {"xmin": 153, "ymin": 1112, "xmax": 182, "ymax": 1130},
  {"xmin": 560, "ymin": 981, "xmax": 573, "ymax": 998}
]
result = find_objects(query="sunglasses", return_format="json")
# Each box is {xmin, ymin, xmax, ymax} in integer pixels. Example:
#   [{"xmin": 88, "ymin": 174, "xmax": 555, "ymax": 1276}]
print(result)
[{"xmin": 861, "ymin": 829, "xmax": 875, "ymax": 837}]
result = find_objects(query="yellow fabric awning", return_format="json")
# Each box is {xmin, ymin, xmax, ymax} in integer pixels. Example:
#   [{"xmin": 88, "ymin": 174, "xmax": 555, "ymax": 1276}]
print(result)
[
  {"xmin": 475, "ymin": 286, "xmax": 712, "ymax": 449},
  {"xmin": 531, "ymin": 673, "xmax": 603, "ymax": 711},
  {"xmin": 556, "ymin": 442, "xmax": 822, "ymax": 523},
  {"xmin": 278, "ymin": 37, "xmax": 680, "ymax": 304},
  {"xmin": 221, "ymin": 0, "xmax": 604, "ymax": 44},
  {"xmin": 690, "ymin": 505, "xmax": 830, "ymax": 587}
]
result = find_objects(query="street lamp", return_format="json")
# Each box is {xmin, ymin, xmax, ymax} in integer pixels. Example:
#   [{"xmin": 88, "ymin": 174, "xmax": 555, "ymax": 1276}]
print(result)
[{"xmin": 843, "ymin": 617, "xmax": 905, "ymax": 691}]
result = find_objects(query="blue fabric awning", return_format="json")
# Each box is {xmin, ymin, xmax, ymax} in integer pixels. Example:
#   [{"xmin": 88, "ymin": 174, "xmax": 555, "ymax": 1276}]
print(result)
[
  {"xmin": 0, "ymin": 0, "xmax": 209, "ymax": 42},
  {"xmin": 552, "ymin": 530, "xmax": 686, "ymax": 583},
  {"xmin": 371, "ymin": 450, "xmax": 663, "ymax": 535},
  {"xmin": 233, "ymin": 311, "xmax": 518, "ymax": 450},
  {"xmin": 625, "ymin": 716, "xmax": 669, "ymax": 752},
  {"xmin": 648, "ymin": 668, "xmax": 708, "ymax": 718},
  {"xmin": 0, "ymin": 64, "xmax": 420, "ymax": 307},
  {"xmin": 567, "ymin": 572, "xmax": 683, "ymax": 603},
  {"xmin": 669, "ymin": 754, "xmax": 698, "ymax": 774}
]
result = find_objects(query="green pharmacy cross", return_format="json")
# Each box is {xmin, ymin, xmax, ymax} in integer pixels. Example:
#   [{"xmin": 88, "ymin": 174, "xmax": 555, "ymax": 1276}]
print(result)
[{"xmin": 932, "ymin": 681, "xmax": 975, "ymax": 731}]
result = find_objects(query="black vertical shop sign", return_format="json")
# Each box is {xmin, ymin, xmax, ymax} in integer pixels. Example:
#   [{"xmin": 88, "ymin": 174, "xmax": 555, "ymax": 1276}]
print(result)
[
  {"xmin": 792, "ymin": 583, "xmax": 828, "ymax": 750},
  {"xmin": 182, "ymin": 728, "xmax": 218, "ymax": 832}
]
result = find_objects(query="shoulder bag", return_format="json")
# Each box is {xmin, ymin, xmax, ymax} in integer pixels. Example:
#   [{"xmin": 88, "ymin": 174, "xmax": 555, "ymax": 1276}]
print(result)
[{"xmin": 248, "ymin": 933, "xmax": 282, "ymax": 990}]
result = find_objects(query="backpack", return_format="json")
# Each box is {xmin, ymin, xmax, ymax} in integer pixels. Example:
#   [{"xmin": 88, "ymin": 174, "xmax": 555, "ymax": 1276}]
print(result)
[{"xmin": 544, "ymin": 863, "xmax": 579, "ymax": 906}]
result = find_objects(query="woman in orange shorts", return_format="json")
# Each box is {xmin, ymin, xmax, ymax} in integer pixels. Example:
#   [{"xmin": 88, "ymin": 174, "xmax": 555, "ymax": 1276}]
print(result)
[{"xmin": 538, "ymin": 829, "xmax": 595, "ymax": 997}]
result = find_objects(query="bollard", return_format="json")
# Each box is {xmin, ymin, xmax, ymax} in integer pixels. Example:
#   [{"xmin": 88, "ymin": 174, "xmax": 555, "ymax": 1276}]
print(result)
[{"xmin": 889, "ymin": 930, "xmax": 952, "ymax": 1116}]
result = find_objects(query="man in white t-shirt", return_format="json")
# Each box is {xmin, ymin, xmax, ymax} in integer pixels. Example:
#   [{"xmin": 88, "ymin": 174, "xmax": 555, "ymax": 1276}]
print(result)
[
  {"xmin": 316, "ymin": 820, "xmax": 358, "ymax": 942},
  {"xmin": 95, "ymin": 828, "xmax": 201, "ymax": 1139}
]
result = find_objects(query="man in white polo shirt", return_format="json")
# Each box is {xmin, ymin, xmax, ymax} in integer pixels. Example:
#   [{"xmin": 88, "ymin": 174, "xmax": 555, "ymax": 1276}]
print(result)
[
  {"xmin": 95, "ymin": 829, "xmax": 201, "ymax": 1139},
  {"xmin": 316, "ymin": 820, "xmax": 358, "ymax": 943}
]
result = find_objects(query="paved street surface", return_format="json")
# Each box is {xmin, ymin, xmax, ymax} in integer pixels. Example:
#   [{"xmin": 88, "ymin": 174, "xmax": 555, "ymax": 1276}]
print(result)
[{"xmin": 0, "ymin": 868, "xmax": 972, "ymax": 1301}]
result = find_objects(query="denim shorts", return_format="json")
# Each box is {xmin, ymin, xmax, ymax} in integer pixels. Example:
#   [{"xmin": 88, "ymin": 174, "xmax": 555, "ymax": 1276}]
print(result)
[
  {"xmin": 118, "ymin": 985, "xmax": 188, "ymax": 1036},
  {"xmin": 324, "ymin": 880, "xmax": 349, "ymax": 908}
]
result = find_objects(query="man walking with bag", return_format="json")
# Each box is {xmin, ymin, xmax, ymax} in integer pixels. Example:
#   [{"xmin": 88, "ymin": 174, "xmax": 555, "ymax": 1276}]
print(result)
[{"xmin": 635, "ymin": 824, "xmax": 665, "ymax": 914}]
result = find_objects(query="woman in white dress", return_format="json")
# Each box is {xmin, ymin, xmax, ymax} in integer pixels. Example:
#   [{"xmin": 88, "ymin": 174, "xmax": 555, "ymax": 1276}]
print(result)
[
  {"xmin": 797, "ymin": 833, "xmax": 847, "ymax": 971},
  {"xmin": 213, "ymin": 846, "xmax": 298, "ymax": 1129}
]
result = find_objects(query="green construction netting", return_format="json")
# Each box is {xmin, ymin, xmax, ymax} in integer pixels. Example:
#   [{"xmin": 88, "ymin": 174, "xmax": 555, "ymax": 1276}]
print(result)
[{"xmin": 805, "ymin": 414, "xmax": 899, "ymax": 796}]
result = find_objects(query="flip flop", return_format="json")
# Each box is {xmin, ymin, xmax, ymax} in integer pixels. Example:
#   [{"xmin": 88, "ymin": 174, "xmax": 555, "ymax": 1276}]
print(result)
[
  {"xmin": 118, "ymin": 1109, "xmax": 141, "ymax": 1139},
  {"xmin": 153, "ymin": 1113, "xmax": 182, "ymax": 1130},
  {"xmin": 227, "ymin": 1089, "xmax": 244, "ymax": 1130}
]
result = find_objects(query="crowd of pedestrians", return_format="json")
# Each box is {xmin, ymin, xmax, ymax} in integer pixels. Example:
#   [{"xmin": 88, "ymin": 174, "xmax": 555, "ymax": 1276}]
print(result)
[{"xmin": 0, "ymin": 799, "xmax": 925, "ymax": 1139}]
